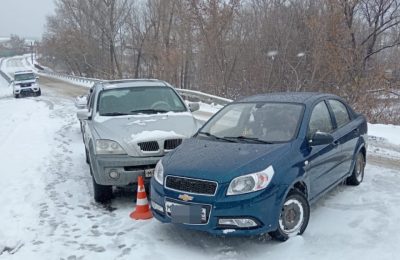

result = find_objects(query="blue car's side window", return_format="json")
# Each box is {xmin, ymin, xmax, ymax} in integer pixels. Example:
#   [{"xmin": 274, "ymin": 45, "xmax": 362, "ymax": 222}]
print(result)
[
  {"xmin": 328, "ymin": 100, "xmax": 351, "ymax": 129},
  {"xmin": 307, "ymin": 101, "xmax": 333, "ymax": 139}
]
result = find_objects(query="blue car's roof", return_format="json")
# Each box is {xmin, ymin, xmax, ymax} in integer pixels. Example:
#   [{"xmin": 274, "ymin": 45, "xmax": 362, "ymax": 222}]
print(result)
[{"xmin": 238, "ymin": 92, "xmax": 339, "ymax": 105}]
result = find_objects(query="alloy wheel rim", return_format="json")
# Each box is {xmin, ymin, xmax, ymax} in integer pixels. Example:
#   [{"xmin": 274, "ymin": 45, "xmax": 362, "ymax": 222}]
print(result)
[
  {"xmin": 356, "ymin": 154, "xmax": 364, "ymax": 182},
  {"xmin": 278, "ymin": 198, "xmax": 304, "ymax": 236}
]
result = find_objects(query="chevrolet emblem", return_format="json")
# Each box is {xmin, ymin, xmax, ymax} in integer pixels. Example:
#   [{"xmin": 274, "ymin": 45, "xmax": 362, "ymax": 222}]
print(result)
[{"xmin": 178, "ymin": 194, "xmax": 194, "ymax": 202}]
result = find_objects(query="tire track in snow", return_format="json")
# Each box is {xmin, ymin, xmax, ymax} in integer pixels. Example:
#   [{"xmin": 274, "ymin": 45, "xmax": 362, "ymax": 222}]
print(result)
[{"xmin": 367, "ymin": 136, "xmax": 400, "ymax": 170}]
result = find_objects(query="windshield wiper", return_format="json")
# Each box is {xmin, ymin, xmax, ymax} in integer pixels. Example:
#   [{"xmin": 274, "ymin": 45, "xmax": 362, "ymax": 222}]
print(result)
[
  {"xmin": 101, "ymin": 112, "xmax": 130, "ymax": 116},
  {"xmin": 130, "ymin": 109, "xmax": 169, "ymax": 114},
  {"xmin": 223, "ymin": 136, "xmax": 275, "ymax": 144},
  {"xmin": 198, "ymin": 132, "xmax": 237, "ymax": 143}
]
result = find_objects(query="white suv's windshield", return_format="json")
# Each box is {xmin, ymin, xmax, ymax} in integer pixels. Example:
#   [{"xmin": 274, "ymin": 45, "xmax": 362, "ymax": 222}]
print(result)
[
  {"xmin": 98, "ymin": 86, "xmax": 187, "ymax": 116},
  {"xmin": 199, "ymin": 102, "xmax": 304, "ymax": 143},
  {"xmin": 14, "ymin": 73, "xmax": 35, "ymax": 81}
]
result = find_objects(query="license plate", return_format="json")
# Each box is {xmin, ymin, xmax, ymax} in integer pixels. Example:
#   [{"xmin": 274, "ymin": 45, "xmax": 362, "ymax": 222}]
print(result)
[
  {"xmin": 165, "ymin": 201, "xmax": 207, "ymax": 224},
  {"xmin": 144, "ymin": 168, "xmax": 155, "ymax": 178}
]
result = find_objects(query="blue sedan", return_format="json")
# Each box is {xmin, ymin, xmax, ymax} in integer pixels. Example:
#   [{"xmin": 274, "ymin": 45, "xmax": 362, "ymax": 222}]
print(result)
[{"xmin": 150, "ymin": 92, "xmax": 367, "ymax": 241}]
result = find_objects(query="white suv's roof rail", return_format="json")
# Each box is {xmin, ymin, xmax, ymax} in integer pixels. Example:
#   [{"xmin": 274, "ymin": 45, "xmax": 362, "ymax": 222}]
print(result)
[{"xmin": 14, "ymin": 70, "xmax": 34, "ymax": 75}]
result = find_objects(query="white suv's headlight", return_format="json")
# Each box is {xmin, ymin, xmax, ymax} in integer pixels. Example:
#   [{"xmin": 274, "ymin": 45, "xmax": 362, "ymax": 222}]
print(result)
[
  {"xmin": 95, "ymin": 139, "xmax": 126, "ymax": 155},
  {"xmin": 154, "ymin": 160, "xmax": 164, "ymax": 185},
  {"xmin": 227, "ymin": 166, "xmax": 274, "ymax": 196}
]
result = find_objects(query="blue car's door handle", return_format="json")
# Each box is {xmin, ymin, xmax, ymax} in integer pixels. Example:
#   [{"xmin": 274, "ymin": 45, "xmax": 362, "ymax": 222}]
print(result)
[
  {"xmin": 333, "ymin": 140, "xmax": 340, "ymax": 147},
  {"xmin": 353, "ymin": 128, "xmax": 359, "ymax": 134}
]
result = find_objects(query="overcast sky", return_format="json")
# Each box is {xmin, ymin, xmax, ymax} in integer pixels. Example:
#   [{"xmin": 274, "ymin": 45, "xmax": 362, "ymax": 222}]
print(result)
[{"xmin": 0, "ymin": 0, "xmax": 56, "ymax": 39}]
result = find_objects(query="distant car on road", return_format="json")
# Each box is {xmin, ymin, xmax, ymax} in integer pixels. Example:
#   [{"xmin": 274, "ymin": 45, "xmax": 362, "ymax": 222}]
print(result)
[
  {"xmin": 12, "ymin": 70, "xmax": 41, "ymax": 98},
  {"xmin": 151, "ymin": 92, "xmax": 367, "ymax": 241},
  {"xmin": 77, "ymin": 79, "xmax": 200, "ymax": 203}
]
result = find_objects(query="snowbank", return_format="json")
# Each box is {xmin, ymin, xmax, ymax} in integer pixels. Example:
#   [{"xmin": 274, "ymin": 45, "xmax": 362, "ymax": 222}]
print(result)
[
  {"xmin": 368, "ymin": 123, "xmax": 400, "ymax": 145},
  {"xmin": 0, "ymin": 69, "xmax": 12, "ymax": 98}
]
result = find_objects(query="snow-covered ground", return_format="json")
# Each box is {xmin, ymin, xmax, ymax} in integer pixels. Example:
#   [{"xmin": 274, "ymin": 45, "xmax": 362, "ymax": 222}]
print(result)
[
  {"xmin": 1, "ymin": 54, "xmax": 37, "ymax": 79},
  {"xmin": 1, "ymin": 56, "xmax": 400, "ymax": 259},
  {"xmin": 0, "ymin": 75, "xmax": 11, "ymax": 98},
  {"xmin": 368, "ymin": 123, "xmax": 400, "ymax": 145}
]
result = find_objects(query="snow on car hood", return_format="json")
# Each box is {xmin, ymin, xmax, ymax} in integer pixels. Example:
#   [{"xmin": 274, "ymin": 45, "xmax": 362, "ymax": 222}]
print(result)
[{"xmin": 92, "ymin": 112, "xmax": 197, "ymax": 144}]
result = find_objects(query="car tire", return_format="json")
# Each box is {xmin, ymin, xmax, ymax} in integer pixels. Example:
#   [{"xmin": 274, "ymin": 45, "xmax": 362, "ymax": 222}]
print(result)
[
  {"xmin": 269, "ymin": 190, "xmax": 310, "ymax": 242},
  {"xmin": 36, "ymin": 89, "xmax": 41, "ymax": 96},
  {"xmin": 14, "ymin": 94, "xmax": 20, "ymax": 98},
  {"xmin": 85, "ymin": 148, "xmax": 90, "ymax": 164},
  {"xmin": 92, "ymin": 176, "xmax": 113, "ymax": 203},
  {"xmin": 90, "ymin": 163, "xmax": 113, "ymax": 203},
  {"xmin": 346, "ymin": 152, "xmax": 365, "ymax": 186}
]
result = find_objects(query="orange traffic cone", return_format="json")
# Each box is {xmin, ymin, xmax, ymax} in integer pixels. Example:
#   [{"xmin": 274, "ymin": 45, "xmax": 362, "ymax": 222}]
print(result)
[{"xmin": 130, "ymin": 176, "xmax": 153, "ymax": 220}]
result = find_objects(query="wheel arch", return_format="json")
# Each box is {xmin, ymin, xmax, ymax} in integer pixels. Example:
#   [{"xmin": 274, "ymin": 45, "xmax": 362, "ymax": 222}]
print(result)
[
  {"xmin": 292, "ymin": 181, "xmax": 309, "ymax": 198},
  {"xmin": 359, "ymin": 145, "xmax": 366, "ymax": 161},
  {"xmin": 349, "ymin": 142, "xmax": 367, "ymax": 176}
]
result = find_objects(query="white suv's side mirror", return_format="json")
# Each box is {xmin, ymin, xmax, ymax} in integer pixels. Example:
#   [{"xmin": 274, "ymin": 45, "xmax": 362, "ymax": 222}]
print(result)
[
  {"xmin": 75, "ymin": 95, "xmax": 88, "ymax": 109},
  {"xmin": 188, "ymin": 102, "xmax": 200, "ymax": 112},
  {"xmin": 77, "ymin": 109, "xmax": 91, "ymax": 120}
]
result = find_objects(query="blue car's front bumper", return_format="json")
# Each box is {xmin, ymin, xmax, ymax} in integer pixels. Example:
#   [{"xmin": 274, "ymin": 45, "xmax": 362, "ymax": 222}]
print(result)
[{"xmin": 150, "ymin": 178, "xmax": 285, "ymax": 236}]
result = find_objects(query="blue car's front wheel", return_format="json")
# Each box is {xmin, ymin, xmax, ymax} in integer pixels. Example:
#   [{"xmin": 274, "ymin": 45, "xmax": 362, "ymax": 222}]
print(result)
[{"xmin": 269, "ymin": 190, "xmax": 310, "ymax": 241}]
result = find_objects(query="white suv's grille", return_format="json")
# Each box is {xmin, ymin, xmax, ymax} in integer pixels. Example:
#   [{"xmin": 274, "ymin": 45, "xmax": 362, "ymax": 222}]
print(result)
[
  {"xmin": 138, "ymin": 141, "xmax": 159, "ymax": 152},
  {"xmin": 164, "ymin": 139, "xmax": 182, "ymax": 150}
]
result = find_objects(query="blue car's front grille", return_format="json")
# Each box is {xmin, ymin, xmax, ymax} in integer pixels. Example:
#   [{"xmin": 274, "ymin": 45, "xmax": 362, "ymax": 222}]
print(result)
[{"xmin": 165, "ymin": 176, "xmax": 217, "ymax": 195}]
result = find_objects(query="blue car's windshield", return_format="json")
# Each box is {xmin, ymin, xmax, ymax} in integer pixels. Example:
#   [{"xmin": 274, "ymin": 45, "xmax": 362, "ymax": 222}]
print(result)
[{"xmin": 199, "ymin": 102, "xmax": 304, "ymax": 143}]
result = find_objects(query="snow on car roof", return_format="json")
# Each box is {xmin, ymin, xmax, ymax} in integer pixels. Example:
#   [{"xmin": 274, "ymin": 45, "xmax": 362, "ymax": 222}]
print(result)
[{"xmin": 101, "ymin": 79, "xmax": 170, "ymax": 90}]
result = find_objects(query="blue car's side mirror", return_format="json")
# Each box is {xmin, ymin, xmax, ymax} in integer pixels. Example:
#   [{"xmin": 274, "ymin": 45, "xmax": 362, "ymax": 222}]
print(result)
[{"xmin": 309, "ymin": 131, "xmax": 334, "ymax": 146}]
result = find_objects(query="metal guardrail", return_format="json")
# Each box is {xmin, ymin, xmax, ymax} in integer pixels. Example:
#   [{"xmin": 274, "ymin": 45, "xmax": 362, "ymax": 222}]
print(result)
[
  {"xmin": 176, "ymin": 88, "xmax": 232, "ymax": 105},
  {"xmin": 39, "ymin": 71, "xmax": 232, "ymax": 106},
  {"xmin": 38, "ymin": 71, "xmax": 99, "ymax": 88}
]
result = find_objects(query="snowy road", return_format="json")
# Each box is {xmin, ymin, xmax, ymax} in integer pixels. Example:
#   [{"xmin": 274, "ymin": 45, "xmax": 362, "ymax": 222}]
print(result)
[{"xmin": 1, "ymin": 62, "xmax": 400, "ymax": 259}]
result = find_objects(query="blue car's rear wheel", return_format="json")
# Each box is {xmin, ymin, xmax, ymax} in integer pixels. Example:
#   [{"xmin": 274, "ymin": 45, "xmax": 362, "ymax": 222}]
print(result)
[
  {"xmin": 269, "ymin": 190, "xmax": 310, "ymax": 241},
  {"xmin": 346, "ymin": 152, "xmax": 365, "ymax": 186}
]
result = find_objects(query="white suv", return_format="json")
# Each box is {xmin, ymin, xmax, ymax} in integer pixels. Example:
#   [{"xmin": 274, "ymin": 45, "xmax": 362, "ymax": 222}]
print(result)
[
  {"xmin": 12, "ymin": 70, "xmax": 41, "ymax": 98},
  {"xmin": 77, "ymin": 79, "xmax": 200, "ymax": 203}
]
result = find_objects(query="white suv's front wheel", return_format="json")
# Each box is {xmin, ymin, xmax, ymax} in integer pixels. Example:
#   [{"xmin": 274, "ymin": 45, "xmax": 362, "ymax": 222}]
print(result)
[{"xmin": 90, "ymin": 163, "xmax": 113, "ymax": 203}]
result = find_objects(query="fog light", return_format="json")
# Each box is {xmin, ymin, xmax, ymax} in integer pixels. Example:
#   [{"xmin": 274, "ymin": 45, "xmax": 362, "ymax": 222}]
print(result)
[
  {"xmin": 151, "ymin": 200, "xmax": 164, "ymax": 213},
  {"xmin": 109, "ymin": 170, "xmax": 119, "ymax": 179},
  {"xmin": 218, "ymin": 218, "xmax": 258, "ymax": 228}
]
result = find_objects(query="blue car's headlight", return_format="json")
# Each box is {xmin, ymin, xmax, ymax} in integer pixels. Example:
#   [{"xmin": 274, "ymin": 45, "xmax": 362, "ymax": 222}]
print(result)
[
  {"xmin": 227, "ymin": 166, "xmax": 275, "ymax": 196},
  {"xmin": 154, "ymin": 160, "xmax": 164, "ymax": 185}
]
